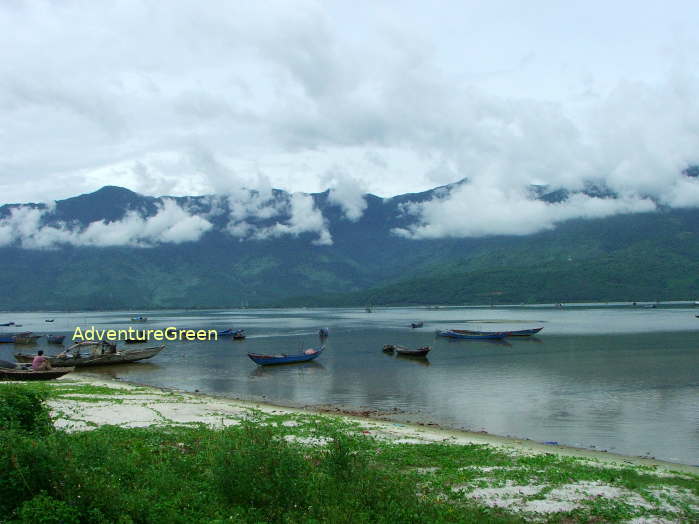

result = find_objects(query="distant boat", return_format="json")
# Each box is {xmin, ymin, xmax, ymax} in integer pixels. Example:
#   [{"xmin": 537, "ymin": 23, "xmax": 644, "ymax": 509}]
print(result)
[
  {"xmin": 410, "ymin": 321, "xmax": 424, "ymax": 328},
  {"xmin": 47, "ymin": 334, "xmax": 66, "ymax": 344},
  {"xmin": 437, "ymin": 330, "xmax": 507, "ymax": 340},
  {"xmin": 131, "ymin": 316, "xmax": 148, "ymax": 322},
  {"xmin": 450, "ymin": 327, "xmax": 543, "ymax": 337},
  {"xmin": 318, "ymin": 327, "xmax": 329, "ymax": 338},
  {"xmin": 248, "ymin": 346, "xmax": 324, "ymax": 366},
  {"xmin": 0, "ymin": 322, "xmax": 15, "ymax": 327},
  {"xmin": 15, "ymin": 341, "xmax": 164, "ymax": 367},
  {"xmin": 218, "ymin": 328, "xmax": 245, "ymax": 338},
  {"xmin": 45, "ymin": 319, "xmax": 55, "ymax": 323},
  {"xmin": 383, "ymin": 344, "xmax": 431, "ymax": 357}
]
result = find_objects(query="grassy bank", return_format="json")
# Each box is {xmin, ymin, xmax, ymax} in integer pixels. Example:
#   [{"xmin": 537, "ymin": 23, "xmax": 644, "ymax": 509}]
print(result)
[{"xmin": 1, "ymin": 380, "xmax": 697, "ymax": 523}]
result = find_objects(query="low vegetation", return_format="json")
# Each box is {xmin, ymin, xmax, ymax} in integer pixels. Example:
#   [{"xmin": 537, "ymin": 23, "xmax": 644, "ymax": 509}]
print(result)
[{"xmin": 1, "ymin": 382, "xmax": 697, "ymax": 523}]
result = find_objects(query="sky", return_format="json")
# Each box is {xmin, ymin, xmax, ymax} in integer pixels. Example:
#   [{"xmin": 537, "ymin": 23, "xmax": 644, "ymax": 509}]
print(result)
[{"xmin": 1, "ymin": 0, "xmax": 699, "ymax": 245}]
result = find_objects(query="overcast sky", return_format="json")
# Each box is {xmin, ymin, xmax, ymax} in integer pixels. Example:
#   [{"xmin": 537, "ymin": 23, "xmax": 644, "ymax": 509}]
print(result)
[{"xmin": 1, "ymin": 1, "xmax": 699, "ymax": 221}]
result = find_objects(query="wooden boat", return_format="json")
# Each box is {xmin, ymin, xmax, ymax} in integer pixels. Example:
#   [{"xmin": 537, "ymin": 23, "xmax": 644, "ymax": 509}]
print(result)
[
  {"xmin": 248, "ymin": 346, "xmax": 324, "ymax": 366},
  {"xmin": 450, "ymin": 327, "xmax": 543, "ymax": 337},
  {"xmin": 13, "ymin": 333, "xmax": 41, "ymax": 344},
  {"xmin": 0, "ymin": 366, "xmax": 74, "ymax": 381},
  {"xmin": 47, "ymin": 334, "xmax": 66, "ymax": 344},
  {"xmin": 383, "ymin": 344, "xmax": 431, "ymax": 357},
  {"xmin": 410, "ymin": 321, "xmax": 424, "ymax": 328},
  {"xmin": 0, "ymin": 331, "xmax": 29, "ymax": 343},
  {"xmin": 15, "ymin": 341, "xmax": 164, "ymax": 367},
  {"xmin": 437, "ymin": 330, "xmax": 506, "ymax": 340}
]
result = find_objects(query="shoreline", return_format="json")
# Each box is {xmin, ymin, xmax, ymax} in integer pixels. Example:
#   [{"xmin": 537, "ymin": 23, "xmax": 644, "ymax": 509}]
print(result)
[{"xmin": 56, "ymin": 372, "xmax": 699, "ymax": 475}]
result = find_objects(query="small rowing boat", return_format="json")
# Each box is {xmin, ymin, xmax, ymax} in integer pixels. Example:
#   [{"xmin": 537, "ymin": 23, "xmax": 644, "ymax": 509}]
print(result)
[
  {"xmin": 410, "ymin": 321, "xmax": 424, "ymax": 328},
  {"xmin": 437, "ymin": 330, "xmax": 507, "ymax": 340},
  {"xmin": 383, "ymin": 344, "xmax": 431, "ymax": 357},
  {"xmin": 0, "ymin": 361, "xmax": 74, "ymax": 381},
  {"xmin": 248, "ymin": 346, "xmax": 324, "ymax": 366}
]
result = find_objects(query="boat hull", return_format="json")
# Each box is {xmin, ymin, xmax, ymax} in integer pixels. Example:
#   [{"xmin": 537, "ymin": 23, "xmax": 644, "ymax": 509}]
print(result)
[
  {"xmin": 451, "ymin": 327, "xmax": 543, "ymax": 337},
  {"xmin": 14, "ymin": 345, "xmax": 164, "ymax": 367},
  {"xmin": 248, "ymin": 346, "xmax": 324, "ymax": 366},
  {"xmin": 384, "ymin": 344, "xmax": 431, "ymax": 357},
  {"xmin": 437, "ymin": 330, "xmax": 507, "ymax": 340},
  {"xmin": 0, "ymin": 367, "xmax": 74, "ymax": 381}
]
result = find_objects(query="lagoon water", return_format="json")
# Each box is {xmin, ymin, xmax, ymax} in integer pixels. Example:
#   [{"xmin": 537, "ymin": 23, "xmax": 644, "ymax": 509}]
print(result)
[{"xmin": 1, "ymin": 305, "xmax": 698, "ymax": 465}]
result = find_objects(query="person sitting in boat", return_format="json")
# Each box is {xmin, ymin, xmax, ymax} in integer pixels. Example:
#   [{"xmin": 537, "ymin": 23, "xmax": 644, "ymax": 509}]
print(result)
[{"xmin": 31, "ymin": 350, "xmax": 51, "ymax": 371}]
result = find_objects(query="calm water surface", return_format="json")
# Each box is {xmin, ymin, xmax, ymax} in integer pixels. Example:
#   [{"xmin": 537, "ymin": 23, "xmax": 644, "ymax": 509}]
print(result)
[{"xmin": 2, "ymin": 305, "xmax": 698, "ymax": 465}]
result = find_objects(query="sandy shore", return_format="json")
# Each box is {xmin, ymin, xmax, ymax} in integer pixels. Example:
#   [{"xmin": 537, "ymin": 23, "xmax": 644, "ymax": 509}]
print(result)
[{"xmin": 47, "ymin": 372, "xmax": 698, "ymax": 475}]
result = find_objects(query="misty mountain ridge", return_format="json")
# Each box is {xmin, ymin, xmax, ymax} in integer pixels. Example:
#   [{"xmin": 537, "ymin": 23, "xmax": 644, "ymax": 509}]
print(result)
[{"xmin": 0, "ymin": 177, "xmax": 698, "ymax": 309}]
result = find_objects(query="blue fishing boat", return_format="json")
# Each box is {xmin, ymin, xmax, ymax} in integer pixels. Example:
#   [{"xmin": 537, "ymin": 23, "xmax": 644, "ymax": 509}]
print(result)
[
  {"xmin": 452, "ymin": 327, "xmax": 543, "ymax": 337},
  {"xmin": 437, "ymin": 330, "xmax": 506, "ymax": 340},
  {"xmin": 248, "ymin": 346, "xmax": 324, "ymax": 366},
  {"xmin": 0, "ymin": 331, "xmax": 31, "ymax": 343}
]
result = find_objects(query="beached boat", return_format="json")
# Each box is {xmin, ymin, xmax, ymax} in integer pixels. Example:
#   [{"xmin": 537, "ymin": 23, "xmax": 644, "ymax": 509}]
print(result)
[
  {"xmin": 248, "ymin": 346, "xmax": 324, "ymax": 366},
  {"xmin": 0, "ymin": 365, "xmax": 74, "ymax": 381},
  {"xmin": 437, "ymin": 330, "xmax": 507, "ymax": 340},
  {"xmin": 410, "ymin": 321, "xmax": 424, "ymax": 328},
  {"xmin": 15, "ymin": 341, "xmax": 164, "ymax": 367},
  {"xmin": 47, "ymin": 334, "xmax": 66, "ymax": 344},
  {"xmin": 13, "ymin": 333, "xmax": 42, "ymax": 344},
  {"xmin": 383, "ymin": 344, "xmax": 431, "ymax": 357},
  {"xmin": 450, "ymin": 327, "xmax": 543, "ymax": 337}
]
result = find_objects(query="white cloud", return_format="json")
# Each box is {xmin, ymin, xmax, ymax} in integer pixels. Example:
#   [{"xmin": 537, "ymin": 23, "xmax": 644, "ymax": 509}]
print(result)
[
  {"xmin": 253, "ymin": 193, "xmax": 332, "ymax": 245},
  {"xmin": 323, "ymin": 167, "xmax": 367, "ymax": 221},
  {"xmin": 0, "ymin": 199, "xmax": 212, "ymax": 249},
  {"xmin": 394, "ymin": 182, "xmax": 657, "ymax": 239}
]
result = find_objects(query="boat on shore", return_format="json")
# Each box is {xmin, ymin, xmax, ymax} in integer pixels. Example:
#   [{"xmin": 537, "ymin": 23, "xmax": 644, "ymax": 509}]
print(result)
[
  {"xmin": 437, "ymin": 330, "xmax": 507, "ymax": 340},
  {"xmin": 0, "ymin": 365, "xmax": 74, "ymax": 381},
  {"xmin": 383, "ymin": 344, "xmax": 431, "ymax": 357},
  {"xmin": 15, "ymin": 341, "xmax": 164, "ymax": 367},
  {"xmin": 450, "ymin": 327, "xmax": 543, "ymax": 337},
  {"xmin": 248, "ymin": 346, "xmax": 324, "ymax": 366}
]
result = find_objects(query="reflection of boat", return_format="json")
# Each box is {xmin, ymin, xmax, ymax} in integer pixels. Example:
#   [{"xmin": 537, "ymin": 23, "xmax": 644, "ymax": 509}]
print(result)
[
  {"xmin": 13, "ymin": 333, "xmax": 42, "ymax": 344},
  {"xmin": 131, "ymin": 316, "xmax": 148, "ymax": 322},
  {"xmin": 437, "ymin": 330, "xmax": 506, "ymax": 340},
  {"xmin": 0, "ymin": 365, "xmax": 74, "ymax": 381},
  {"xmin": 383, "ymin": 344, "xmax": 430, "ymax": 357},
  {"xmin": 47, "ymin": 334, "xmax": 66, "ymax": 344},
  {"xmin": 451, "ymin": 327, "xmax": 543, "ymax": 337},
  {"xmin": 410, "ymin": 321, "xmax": 424, "ymax": 329},
  {"xmin": 248, "ymin": 346, "xmax": 324, "ymax": 366},
  {"xmin": 250, "ymin": 361, "xmax": 325, "ymax": 377},
  {"xmin": 15, "ymin": 342, "xmax": 164, "ymax": 367}
]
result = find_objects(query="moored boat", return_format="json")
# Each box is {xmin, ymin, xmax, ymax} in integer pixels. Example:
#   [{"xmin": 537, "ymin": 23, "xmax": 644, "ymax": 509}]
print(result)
[
  {"xmin": 318, "ymin": 327, "xmax": 329, "ymax": 338},
  {"xmin": 47, "ymin": 334, "xmax": 66, "ymax": 344},
  {"xmin": 437, "ymin": 330, "xmax": 507, "ymax": 340},
  {"xmin": 383, "ymin": 344, "xmax": 431, "ymax": 357},
  {"xmin": 131, "ymin": 316, "xmax": 148, "ymax": 322},
  {"xmin": 0, "ymin": 365, "xmax": 74, "ymax": 381},
  {"xmin": 449, "ymin": 327, "xmax": 543, "ymax": 337},
  {"xmin": 410, "ymin": 321, "xmax": 424, "ymax": 328},
  {"xmin": 248, "ymin": 346, "xmax": 324, "ymax": 366},
  {"xmin": 0, "ymin": 331, "xmax": 30, "ymax": 343},
  {"xmin": 15, "ymin": 341, "xmax": 164, "ymax": 367},
  {"xmin": 232, "ymin": 329, "xmax": 246, "ymax": 340},
  {"xmin": 13, "ymin": 333, "xmax": 42, "ymax": 344}
]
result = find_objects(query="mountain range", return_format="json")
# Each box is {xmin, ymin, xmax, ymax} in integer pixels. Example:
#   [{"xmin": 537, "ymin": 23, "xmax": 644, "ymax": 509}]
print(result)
[{"xmin": 1, "ymin": 182, "xmax": 698, "ymax": 310}]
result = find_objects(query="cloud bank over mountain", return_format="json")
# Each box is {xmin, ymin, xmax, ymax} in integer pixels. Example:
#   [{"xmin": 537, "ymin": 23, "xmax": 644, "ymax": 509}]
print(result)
[{"xmin": 1, "ymin": 1, "xmax": 699, "ymax": 241}]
